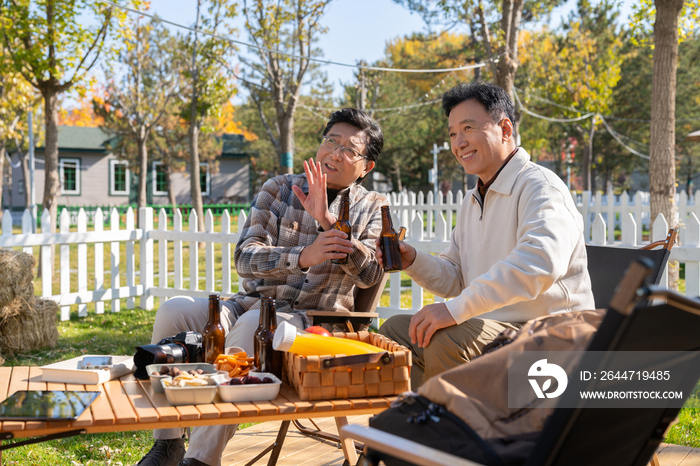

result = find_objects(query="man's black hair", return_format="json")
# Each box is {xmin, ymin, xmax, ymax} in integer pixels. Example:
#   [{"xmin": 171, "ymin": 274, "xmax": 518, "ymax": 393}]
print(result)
[
  {"xmin": 323, "ymin": 108, "xmax": 383, "ymax": 162},
  {"xmin": 442, "ymin": 82, "xmax": 515, "ymax": 125}
]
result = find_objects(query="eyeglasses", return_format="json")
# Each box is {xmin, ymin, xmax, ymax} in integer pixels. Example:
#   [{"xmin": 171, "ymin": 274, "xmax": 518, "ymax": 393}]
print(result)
[{"xmin": 321, "ymin": 137, "xmax": 369, "ymax": 163}]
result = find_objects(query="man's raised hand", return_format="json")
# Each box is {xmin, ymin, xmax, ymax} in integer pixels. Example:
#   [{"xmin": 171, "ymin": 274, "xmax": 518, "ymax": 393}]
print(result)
[{"xmin": 292, "ymin": 159, "xmax": 335, "ymax": 231}]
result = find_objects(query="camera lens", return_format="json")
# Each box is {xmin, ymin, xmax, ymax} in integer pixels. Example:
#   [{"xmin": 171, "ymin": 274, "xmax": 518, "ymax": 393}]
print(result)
[{"xmin": 133, "ymin": 343, "xmax": 188, "ymax": 379}]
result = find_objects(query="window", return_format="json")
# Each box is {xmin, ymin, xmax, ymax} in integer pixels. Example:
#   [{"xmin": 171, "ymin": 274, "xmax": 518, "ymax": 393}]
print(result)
[
  {"xmin": 110, "ymin": 160, "xmax": 129, "ymax": 195},
  {"xmin": 18, "ymin": 180, "xmax": 25, "ymax": 195},
  {"xmin": 152, "ymin": 161, "xmax": 168, "ymax": 196},
  {"xmin": 200, "ymin": 163, "xmax": 210, "ymax": 196},
  {"xmin": 59, "ymin": 158, "xmax": 80, "ymax": 195}
]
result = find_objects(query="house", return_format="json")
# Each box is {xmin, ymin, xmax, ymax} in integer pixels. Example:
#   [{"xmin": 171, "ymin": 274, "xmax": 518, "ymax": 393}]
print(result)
[{"xmin": 5, "ymin": 126, "xmax": 250, "ymax": 213}]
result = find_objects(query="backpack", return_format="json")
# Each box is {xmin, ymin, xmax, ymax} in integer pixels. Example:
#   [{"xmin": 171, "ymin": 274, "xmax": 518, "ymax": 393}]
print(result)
[{"xmin": 367, "ymin": 309, "xmax": 605, "ymax": 466}]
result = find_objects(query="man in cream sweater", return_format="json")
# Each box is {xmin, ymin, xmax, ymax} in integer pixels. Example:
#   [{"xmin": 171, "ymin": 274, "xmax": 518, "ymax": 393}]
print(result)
[{"xmin": 377, "ymin": 82, "xmax": 594, "ymax": 388}]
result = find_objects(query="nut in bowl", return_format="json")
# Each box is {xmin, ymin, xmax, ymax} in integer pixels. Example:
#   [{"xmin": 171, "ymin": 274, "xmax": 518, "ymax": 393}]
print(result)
[
  {"xmin": 162, "ymin": 371, "xmax": 225, "ymax": 406},
  {"xmin": 217, "ymin": 371, "xmax": 282, "ymax": 402},
  {"xmin": 146, "ymin": 363, "xmax": 221, "ymax": 394}
]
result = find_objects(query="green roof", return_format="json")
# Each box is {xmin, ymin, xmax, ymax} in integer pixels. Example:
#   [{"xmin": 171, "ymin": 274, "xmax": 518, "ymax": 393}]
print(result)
[
  {"xmin": 221, "ymin": 133, "xmax": 249, "ymax": 157},
  {"xmin": 38, "ymin": 126, "xmax": 112, "ymax": 152}
]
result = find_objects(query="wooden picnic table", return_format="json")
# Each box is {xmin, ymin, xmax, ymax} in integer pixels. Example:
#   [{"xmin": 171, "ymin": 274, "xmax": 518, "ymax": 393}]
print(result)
[{"xmin": 0, "ymin": 366, "xmax": 395, "ymax": 465}]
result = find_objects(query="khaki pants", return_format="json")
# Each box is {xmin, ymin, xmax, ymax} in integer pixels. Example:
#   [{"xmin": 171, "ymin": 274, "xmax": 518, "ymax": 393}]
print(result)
[
  {"xmin": 150, "ymin": 296, "xmax": 304, "ymax": 466},
  {"xmin": 379, "ymin": 315, "xmax": 522, "ymax": 389}
]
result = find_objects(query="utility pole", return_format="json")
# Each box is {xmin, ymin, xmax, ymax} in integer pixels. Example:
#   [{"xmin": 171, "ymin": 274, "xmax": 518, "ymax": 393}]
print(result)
[
  {"xmin": 429, "ymin": 142, "xmax": 450, "ymax": 201},
  {"xmin": 28, "ymin": 111, "xmax": 36, "ymax": 232}
]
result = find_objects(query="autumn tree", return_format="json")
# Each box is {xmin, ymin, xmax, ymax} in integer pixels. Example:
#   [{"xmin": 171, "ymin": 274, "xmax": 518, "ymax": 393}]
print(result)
[
  {"xmin": 340, "ymin": 32, "xmax": 478, "ymax": 192},
  {"xmin": 0, "ymin": 44, "xmax": 39, "ymax": 220},
  {"xmin": 180, "ymin": 0, "xmax": 237, "ymax": 233},
  {"xmin": 96, "ymin": 17, "xmax": 180, "ymax": 211},
  {"xmin": 629, "ymin": 0, "xmax": 699, "ymax": 288},
  {"xmin": 238, "ymin": 0, "xmax": 331, "ymax": 175},
  {"xmin": 0, "ymin": 0, "xmax": 138, "ymax": 236},
  {"xmin": 518, "ymin": 0, "xmax": 623, "ymax": 191},
  {"xmin": 395, "ymin": 0, "xmax": 565, "ymax": 135}
]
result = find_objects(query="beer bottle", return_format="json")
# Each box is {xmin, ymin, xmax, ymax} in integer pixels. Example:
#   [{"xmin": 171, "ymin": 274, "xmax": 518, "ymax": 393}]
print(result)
[
  {"xmin": 254, "ymin": 297, "xmax": 283, "ymax": 378},
  {"xmin": 379, "ymin": 206, "xmax": 404, "ymax": 272},
  {"xmin": 203, "ymin": 294, "xmax": 225, "ymax": 364},
  {"xmin": 331, "ymin": 192, "xmax": 352, "ymax": 265}
]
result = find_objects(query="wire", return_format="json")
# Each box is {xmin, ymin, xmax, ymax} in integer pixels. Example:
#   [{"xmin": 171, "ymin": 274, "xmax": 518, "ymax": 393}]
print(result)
[
  {"xmin": 99, "ymin": 0, "xmax": 492, "ymax": 74},
  {"xmin": 513, "ymin": 88, "xmax": 652, "ymax": 160},
  {"xmin": 514, "ymin": 89, "xmax": 595, "ymax": 123},
  {"xmin": 298, "ymin": 98, "xmax": 442, "ymax": 114},
  {"xmin": 599, "ymin": 116, "xmax": 650, "ymax": 159}
]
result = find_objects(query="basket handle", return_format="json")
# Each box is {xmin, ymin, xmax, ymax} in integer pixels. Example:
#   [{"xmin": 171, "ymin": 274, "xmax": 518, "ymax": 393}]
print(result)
[{"xmin": 321, "ymin": 351, "xmax": 393, "ymax": 368}]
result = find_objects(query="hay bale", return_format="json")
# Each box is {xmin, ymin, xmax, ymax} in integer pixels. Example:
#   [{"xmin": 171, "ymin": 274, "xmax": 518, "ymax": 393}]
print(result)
[
  {"xmin": 0, "ymin": 250, "xmax": 36, "ymax": 311},
  {"xmin": 0, "ymin": 298, "xmax": 58, "ymax": 356}
]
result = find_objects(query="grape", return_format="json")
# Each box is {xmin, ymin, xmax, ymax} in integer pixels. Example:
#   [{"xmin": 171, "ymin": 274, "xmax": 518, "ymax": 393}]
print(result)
[
  {"xmin": 229, "ymin": 378, "xmax": 243, "ymax": 385},
  {"xmin": 262, "ymin": 377, "xmax": 274, "ymax": 384},
  {"xmin": 243, "ymin": 376, "xmax": 262, "ymax": 385}
]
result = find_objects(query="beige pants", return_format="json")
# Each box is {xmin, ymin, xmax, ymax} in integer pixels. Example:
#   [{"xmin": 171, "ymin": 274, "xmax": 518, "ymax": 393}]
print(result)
[
  {"xmin": 379, "ymin": 315, "xmax": 521, "ymax": 389},
  {"xmin": 150, "ymin": 296, "xmax": 304, "ymax": 466}
]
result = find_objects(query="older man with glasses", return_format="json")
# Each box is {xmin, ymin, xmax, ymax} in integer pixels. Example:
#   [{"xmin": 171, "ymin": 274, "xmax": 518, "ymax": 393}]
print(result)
[{"xmin": 134, "ymin": 107, "xmax": 387, "ymax": 466}]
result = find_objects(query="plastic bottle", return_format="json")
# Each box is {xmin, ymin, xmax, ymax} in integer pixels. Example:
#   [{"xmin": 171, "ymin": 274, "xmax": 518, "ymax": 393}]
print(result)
[{"xmin": 272, "ymin": 321, "xmax": 382, "ymax": 356}]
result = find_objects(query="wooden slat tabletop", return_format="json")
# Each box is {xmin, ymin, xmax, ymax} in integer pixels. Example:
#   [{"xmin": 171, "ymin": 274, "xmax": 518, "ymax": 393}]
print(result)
[{"xmin": 0, "ymin": 366, "xmax": 394, "ymax": 440}]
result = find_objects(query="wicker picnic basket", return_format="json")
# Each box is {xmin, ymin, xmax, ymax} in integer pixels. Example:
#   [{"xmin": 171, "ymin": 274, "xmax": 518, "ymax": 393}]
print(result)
[{"xmin": 282, "ymin": 330, "xmax": 411, "ymax": 401}]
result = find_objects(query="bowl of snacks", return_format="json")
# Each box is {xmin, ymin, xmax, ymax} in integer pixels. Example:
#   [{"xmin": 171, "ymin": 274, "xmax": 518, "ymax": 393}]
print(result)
[
  {"xmin": 213, "ymin": 349, "xmax": 255, "ymax": 379},
  {"xmin": 146, "ymin": 363, "xmax": 222, "ymax": 394},
  {"xmin": 162, "ymin": 370, "xmax": 225, "ymax": 406},
  {"xmin": 217, "ymin": 372, "xmax": 282, "ymax": 402}
]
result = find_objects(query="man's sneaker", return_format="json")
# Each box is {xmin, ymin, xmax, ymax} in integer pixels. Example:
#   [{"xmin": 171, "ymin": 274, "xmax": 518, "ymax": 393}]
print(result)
[
  {"xmin": 178, "ymin": 458, "xmax": 210, "ymax": 466},
  {"xmin": 135, "ymin": 438, "xmax": 186, "ymax": 466}
]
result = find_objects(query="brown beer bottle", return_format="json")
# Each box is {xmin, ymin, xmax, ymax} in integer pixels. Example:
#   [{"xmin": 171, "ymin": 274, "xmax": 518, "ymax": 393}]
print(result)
[
  {"xmin": 331, "ymin": 192, "xmax": 352, "ymax": 265},
  {"xmin": 254, "ymin": 297, "xmax": 283, "ymax": 378},
  {"xmin": 203, "ymin": 294, "xmax": 225, "ymax": 364},
  {"xmin": 379, "ymin": 206, "xmax": 404, "ymax": 272}
]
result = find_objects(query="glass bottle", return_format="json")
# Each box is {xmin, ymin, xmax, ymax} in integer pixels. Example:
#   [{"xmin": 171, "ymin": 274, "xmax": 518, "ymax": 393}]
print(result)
[
  {"xmin": 331, "ymin": 193, "xmax": 352, "ymax": 265},
  {"xmin": 254, "ymin": 297, "xmax": 283, "ymax": 378},
  {"xmin": 379, "ymin": 206, "xmax": 404, "ymax": 272},
  {"xmin": 203, "ymin": 294, "xmax": 225, "ymax": 364}
]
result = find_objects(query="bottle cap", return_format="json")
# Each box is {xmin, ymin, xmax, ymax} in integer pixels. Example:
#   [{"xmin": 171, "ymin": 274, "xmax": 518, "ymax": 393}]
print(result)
[{"xmin": 273, "ymin": 321, "xmax": 297, "ymax": 352}]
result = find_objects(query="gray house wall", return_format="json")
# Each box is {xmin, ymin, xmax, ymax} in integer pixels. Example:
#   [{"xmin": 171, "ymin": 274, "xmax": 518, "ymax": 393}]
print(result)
[{"xmin": 6, "ymin": 126, "xmax": 251, "ymax": 211}]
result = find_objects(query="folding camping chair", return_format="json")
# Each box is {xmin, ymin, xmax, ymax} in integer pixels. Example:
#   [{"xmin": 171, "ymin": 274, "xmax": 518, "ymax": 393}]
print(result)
[
  {"xmin": 342, "ymin": 257, "xmax": 700, "ymax": 466},
  {"xmin": 586, "ymin": 229, "xmax": 677, "ymax": 308}
]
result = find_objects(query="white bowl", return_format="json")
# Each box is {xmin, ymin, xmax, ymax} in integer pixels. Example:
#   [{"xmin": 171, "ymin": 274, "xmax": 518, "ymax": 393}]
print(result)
[
  {"xmin": 163, "ymin": 380, "xmax": 219, "ymax": 406},
  {"xmin": 217, "ymin": 372, "xmax": 282, "ymax": 402},
  {"xmin": 145, "ymin": 363, "xmax": 219, "ymax": 394}
]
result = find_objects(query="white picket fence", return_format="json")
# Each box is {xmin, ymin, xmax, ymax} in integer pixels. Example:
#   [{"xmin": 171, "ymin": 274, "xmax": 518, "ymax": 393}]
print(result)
[{"xmin": 1, "ymin": 190, "xmax": 699, "ymax": 322}]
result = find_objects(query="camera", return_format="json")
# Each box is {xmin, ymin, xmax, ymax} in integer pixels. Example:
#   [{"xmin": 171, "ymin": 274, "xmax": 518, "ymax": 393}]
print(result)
[{"xmin": 133, "ymin": 331, "xmax": 204, "ymax": 379}]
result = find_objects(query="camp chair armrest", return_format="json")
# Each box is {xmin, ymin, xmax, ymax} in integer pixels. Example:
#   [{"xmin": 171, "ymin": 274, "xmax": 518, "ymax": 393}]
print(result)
[
  {"xmin": 341, "ymin": 424, "xmax": 486, "ymax": 466},
  {"xmin": 640, "ymin": 229, "xmax": 677, "ymax": 251}
]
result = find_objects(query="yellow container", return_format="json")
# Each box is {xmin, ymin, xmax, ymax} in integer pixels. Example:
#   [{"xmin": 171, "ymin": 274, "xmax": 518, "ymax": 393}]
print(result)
[{"xmin": 273, "ymin": 321, "xmax": 382, "ymax": 356}]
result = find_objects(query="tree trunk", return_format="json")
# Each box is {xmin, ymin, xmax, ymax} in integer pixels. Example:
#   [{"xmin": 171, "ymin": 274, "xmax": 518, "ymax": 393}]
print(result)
[
  {"xmin": 137, "ymin": 131, "xmax": 148, "ymax": 212},
  {"xmin": 42, "ymin": 87, "xmax": 60, "ymax": 235},
  {"xmin": 0, "ymin": 144, "xmax": 5, "ymax": 222},
  {"xmin": 279, "ymin": 115, "xmax": 294, "ymax": 175},
  {"xmin": 189, "ymin": 120, "xmax": 204, "ymax": 233},
  {"xmin": 166, "ymin": 167, "xmax": 177, "ymax": 207},
  {"xmin": 650, "ymin": 0, "xmax": 683, "ymax": 290}
]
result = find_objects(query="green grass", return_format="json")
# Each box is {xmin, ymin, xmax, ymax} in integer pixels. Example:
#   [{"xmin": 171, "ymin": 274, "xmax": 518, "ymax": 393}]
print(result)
[{"xmin": 2, "ymin": 308, "xmax": 257, "ymax": 465}]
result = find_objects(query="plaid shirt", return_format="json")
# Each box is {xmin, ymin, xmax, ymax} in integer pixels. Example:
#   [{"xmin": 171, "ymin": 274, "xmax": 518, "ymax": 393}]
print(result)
[{"xmin": 231, "ymin": 173, "xmax": 388, "ymax": 321}]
